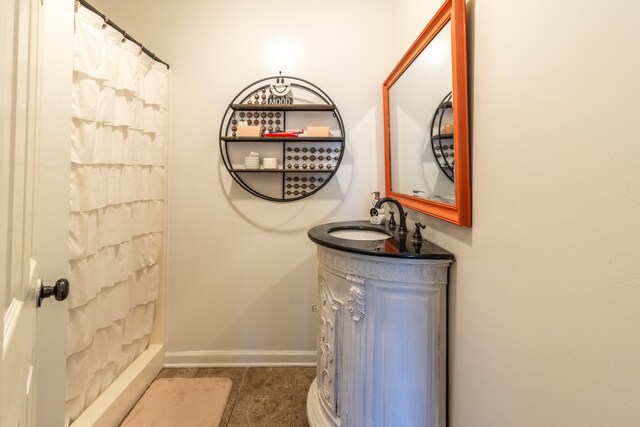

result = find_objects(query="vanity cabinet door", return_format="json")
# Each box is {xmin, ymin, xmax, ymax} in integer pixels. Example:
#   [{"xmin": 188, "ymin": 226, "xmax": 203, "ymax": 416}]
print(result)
[
  {"xmin": 316, "ymin": 267, "xmax": 346, "ymax": 423},
  {"xmin": 316, "ymin": 265, "xmax": 370, "ymax": 427}
]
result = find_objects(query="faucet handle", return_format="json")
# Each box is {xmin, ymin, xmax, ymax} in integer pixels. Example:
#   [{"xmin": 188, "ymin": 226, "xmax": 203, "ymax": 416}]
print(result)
[
  {"xmin": 412, "ymin": 221, "xmax": 426, "ymax": 242},
  {"xmin": 388, "ymin": 211, "xmax": 396, "ymax": 227}
]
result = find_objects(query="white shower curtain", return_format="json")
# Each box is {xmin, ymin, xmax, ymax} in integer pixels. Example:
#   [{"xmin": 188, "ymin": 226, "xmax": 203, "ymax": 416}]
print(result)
[{"xmin": 66, "ymin": 7, "xmax": 168, "ymax": 425}]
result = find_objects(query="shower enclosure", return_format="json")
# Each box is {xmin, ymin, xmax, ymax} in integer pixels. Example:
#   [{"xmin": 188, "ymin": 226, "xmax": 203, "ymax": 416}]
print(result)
[{"xmin": 66, "ymin": 3, "xmax": 169, "ymax": 425}]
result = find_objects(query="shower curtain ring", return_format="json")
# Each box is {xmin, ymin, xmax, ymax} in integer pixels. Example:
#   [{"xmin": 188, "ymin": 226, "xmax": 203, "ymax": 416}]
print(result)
[
  {"xmin": 102, "ymin": 17, "xmax": 108, "ymax": 29},
  {"xmin": 121, "ymin": 31, "xmax": 127, "ymax": 43}
]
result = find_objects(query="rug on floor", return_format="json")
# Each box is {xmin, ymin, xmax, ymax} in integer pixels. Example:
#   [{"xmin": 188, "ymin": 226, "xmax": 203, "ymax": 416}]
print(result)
[{"xmin": 121, "ymin": 377, "xmax": 232, "ymax": 427}]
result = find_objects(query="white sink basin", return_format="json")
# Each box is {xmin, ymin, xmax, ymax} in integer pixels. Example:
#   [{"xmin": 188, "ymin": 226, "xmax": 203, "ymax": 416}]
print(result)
[{"xmin": 329, "ymin": 228, "xmax": 392, "ymax": 241}]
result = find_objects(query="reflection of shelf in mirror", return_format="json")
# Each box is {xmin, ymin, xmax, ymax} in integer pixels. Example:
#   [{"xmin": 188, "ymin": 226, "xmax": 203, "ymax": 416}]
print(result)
[
  {"xmin": 222, "ymin": 137, "xmax": 343, "ymax": 142},
  {"xmin": 431, "ymin": 133, "xmax": 453, "ymax": 139},
  {"xmin": 231, "ymin": 104, "xmax": 336, "ymax": 111}
]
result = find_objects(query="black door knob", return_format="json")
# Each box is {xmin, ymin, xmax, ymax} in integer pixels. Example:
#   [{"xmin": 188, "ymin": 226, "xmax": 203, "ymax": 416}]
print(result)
[{"xmin": 37, "ymin": 278, "xmax": 70, "ymax": 307}]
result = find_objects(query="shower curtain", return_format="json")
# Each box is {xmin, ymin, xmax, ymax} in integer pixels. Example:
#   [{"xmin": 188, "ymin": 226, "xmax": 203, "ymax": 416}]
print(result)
[{"xmin": 66, "ymin": 6, "xmax": 168, "ymax": 425}]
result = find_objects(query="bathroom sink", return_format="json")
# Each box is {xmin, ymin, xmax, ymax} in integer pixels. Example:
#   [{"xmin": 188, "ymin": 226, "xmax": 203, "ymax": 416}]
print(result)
[
  {"xmin": 308, "ymin": 221, "xmax": 454, "ymax": 259},
  {"xmin": 328, "ymin": 226, "xmax": 392, "ymax": 241}
]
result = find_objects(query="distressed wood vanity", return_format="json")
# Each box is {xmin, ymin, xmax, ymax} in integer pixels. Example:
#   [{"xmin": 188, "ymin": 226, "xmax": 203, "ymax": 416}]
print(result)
[{"xmin": 307, "ymin": 221, "xmax": 454, "ymax": 427}]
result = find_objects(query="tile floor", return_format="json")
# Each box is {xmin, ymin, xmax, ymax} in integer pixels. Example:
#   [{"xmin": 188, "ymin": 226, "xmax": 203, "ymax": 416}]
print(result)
[{"xmin": 123, "ymin": 367, "xmax": 315, "ymax": 426}]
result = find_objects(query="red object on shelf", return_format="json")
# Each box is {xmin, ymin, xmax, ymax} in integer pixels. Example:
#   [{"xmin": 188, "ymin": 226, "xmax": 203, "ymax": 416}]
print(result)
[{"xmin": 265, "ymin": 132, "xmax": 299, "ymax": 138}]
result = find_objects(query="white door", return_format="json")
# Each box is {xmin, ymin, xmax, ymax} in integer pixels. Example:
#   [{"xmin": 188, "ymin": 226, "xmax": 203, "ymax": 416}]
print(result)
[{"xmin": 1, "ymin": 0, "xmax": 73, "ymax": 426}]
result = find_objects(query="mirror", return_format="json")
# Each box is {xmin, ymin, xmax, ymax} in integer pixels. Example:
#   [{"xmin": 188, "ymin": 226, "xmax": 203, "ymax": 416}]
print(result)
[{"xmin": 383, "ymin": 0, "xmax": 470, "ymax": 226}]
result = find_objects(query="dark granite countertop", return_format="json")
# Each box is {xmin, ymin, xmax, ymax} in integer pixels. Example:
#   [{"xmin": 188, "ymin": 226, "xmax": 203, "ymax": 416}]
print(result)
[{"xmin": 308, "ymin": 220, "xmax": 454, "ymax": 260}]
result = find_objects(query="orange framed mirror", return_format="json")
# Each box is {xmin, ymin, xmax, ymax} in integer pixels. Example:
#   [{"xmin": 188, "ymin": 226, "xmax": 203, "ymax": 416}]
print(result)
[{"xmin": 383, "ymin": 0, "xmax": 470, "ymax": 226}]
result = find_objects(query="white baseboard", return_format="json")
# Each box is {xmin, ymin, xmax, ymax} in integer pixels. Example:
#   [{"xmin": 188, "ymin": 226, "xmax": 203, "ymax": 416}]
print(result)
[
  {"xmin": 70, "ymin": 344, "xmax": 164, "ymax": 427},
  {"xmin": 164, "ymin": 350, "xmax": 317, "ymax": 367}
]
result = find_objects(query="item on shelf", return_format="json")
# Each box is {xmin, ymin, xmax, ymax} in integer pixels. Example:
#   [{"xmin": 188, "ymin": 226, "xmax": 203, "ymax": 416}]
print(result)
[
  {"xmin": 318, "ymin": 164, "xmax": 324, "ymax": 169},
  {"xmin": 237, "ymin": 125, "xmax": 262, "ymax": 137},
  {"xmin": 265, "ymin": 132, "xmax": 298, "ymax": 138},
  {"xmin": 268, "ymin": 72, "xmax": 293, "ymax": 105},
  {"xmin": 263, "ymin": 158, "xmax": 278, "ymax": 169},
  {"xmin": 285, "ymin": 129, "xmax": 304, "ymax": 135},
  {"xmin": 244, "ymin": 151, "xmax": 260, "ymax": 169},
  {"xmin": 310, "ymin": 164, "xmax": 316, "ymax": 170},
  {"xmin": 307, "ymin": 126, "xmax": 330, "ymax": 137},
  {"xmin": 326, "ymin": 164, "xmax": 332, "ymax": 170}
]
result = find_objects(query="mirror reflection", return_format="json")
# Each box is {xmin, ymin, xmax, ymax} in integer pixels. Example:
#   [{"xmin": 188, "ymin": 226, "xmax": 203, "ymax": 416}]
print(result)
[{"xmin": 388, "ymin": 21, "xmax": 454, "ymax": 205}]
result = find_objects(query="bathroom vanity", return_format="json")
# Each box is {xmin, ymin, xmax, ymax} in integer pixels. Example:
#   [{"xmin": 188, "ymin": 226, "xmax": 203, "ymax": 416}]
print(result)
[{"xmin": 307, "ymin": 221, "xmax": 454, "ymax": 427}]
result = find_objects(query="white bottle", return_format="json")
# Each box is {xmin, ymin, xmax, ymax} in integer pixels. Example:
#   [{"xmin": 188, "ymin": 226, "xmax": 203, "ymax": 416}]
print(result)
[{"xmin": 369, "ymin": 191, "xmax": 385, "ymax": 225}]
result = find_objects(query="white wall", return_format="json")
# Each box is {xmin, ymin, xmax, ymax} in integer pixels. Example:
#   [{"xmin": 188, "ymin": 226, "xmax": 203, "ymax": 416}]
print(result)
[
  {"xmin": 90, "ymin": 0, "xmax": 392, "ymax": 361},
  {"xmin": 394, "ymin": 0, "xmax": 640, "ymax": 425},
  {"xmin": 89, "ymin": 0, "xmax": 640, "ymax": 424}
]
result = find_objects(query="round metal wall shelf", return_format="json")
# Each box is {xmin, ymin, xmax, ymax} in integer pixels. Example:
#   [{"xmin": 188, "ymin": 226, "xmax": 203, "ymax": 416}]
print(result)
[
  {"xmin": 430, "ymin": 91, "xmax": 454, "ymax": 182},
  {"xmin": 219, "ymin": 74, "xmax": 345, "ymax": 202}
]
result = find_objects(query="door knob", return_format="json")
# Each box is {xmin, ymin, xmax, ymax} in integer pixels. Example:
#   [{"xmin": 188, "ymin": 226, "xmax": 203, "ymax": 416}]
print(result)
[{"xmin": 37, "ymin": 278, "xmax": 70, "ymax": 307}]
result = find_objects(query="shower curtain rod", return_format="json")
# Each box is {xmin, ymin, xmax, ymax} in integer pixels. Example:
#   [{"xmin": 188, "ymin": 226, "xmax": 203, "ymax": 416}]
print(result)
[{"xmin": 77, "ymin": 0, "xmax": 170, "ymax": 69}]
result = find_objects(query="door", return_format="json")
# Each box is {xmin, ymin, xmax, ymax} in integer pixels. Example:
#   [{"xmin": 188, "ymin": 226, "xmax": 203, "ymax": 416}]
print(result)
[{"xmin": 1, "ymin": 0, "xmax": 73, "ymax": 426}]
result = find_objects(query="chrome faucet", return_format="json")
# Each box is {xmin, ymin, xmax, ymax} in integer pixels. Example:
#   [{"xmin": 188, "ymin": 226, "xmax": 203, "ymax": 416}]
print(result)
[{"xmin": 374, "ymin": 197, "xmax": 408, "ymax": 234}]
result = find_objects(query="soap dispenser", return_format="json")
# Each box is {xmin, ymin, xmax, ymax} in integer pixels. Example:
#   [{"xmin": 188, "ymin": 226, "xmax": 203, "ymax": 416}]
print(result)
[{"xmin": 369, "ymin": 191, "xmax": 386, "ymax": 225}]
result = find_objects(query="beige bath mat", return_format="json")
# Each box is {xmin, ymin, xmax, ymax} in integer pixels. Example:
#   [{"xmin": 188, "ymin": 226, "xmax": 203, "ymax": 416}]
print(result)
[{"xmin": 122, "ymin": 377, "xmax": 232, "ymax": 426}]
